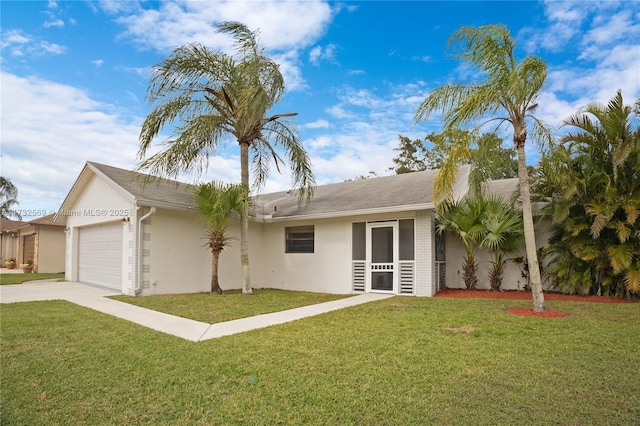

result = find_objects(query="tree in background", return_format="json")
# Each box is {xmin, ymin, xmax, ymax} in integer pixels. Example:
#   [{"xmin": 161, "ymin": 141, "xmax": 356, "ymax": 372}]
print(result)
[
  {"xmin": 414, "ymin": 24, "xmax": 551, "ymax": 311},
  {"xmin": 195, "ymin": 182, "xmax": 251, "ymax": 295},
  {"xmin": 389, "ymin": 131, "xmax": 517, "ymax": 195},
  {"xmin": 0, "ymin": 177, "xmax": 21, "ymax": 220},
  {"xmin": 539, "ymin": 91, "xmax": 640, "ymax": 297},
  {"xmin": 389, "ymin": 135, "xmax": 429, "ymax": 174},
  {"xmin": 137, "ymin": 22, "xmax": 315, "ymax": 295}
]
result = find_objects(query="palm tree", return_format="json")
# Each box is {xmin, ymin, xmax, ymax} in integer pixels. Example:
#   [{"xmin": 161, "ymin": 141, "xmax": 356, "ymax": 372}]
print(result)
[
  {"xmin": 436, "ymin": 197, "xmax": 488, "ymax": 289},
  {"xmin": 195, "ymin": 182, "xmax": 251, "ymax": 295},
  {"xmin": 415, "ymin": 24, "xmax": 551, "ymax": 311},
  {"xmin": 542, "ymin": 91, "xmax": 640, "ymax": 296},
  {"xmin": 0, "ymin": 176, "xmax": 21, "ymax": 220},
  {"xmin": 137, "ymin": 21, "xmax": 315, "ymax": 295},
  {"xmin": 480, "ymin": 195, "xmax": 524, "ymax": 290}
]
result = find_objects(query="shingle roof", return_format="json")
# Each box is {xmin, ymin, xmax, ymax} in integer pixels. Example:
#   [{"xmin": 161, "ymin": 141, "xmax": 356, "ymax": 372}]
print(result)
[
  {"xmin": 78, "ymin": 162, "xmax": 473, "ymax": 220},
  {"xmin": 0, "ymin": 218, "xmax": 27, "ymax": 232},
  {"xmin": 88, "ymin": 162, "xmax": 197, "ymax": 210},
  {"xmin": 482, "ymin": 178, "xmax": 520, "ymax": 202},
  {"xmin": 257, "ymin": 169, "xmax": 443, "ymax": 219},
  {"xmin": 29, "ymin": 213, "xmax": 65, "ymax": 227},
  {"xmin": 1, "ymin": 214, "xmax": 64, "ymax": 232}
]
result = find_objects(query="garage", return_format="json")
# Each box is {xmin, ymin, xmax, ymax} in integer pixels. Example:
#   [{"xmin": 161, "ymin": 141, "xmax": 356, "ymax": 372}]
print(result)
[{"xmin": 78, "ymin": 222, "xmax": 123, "ymax": 290}]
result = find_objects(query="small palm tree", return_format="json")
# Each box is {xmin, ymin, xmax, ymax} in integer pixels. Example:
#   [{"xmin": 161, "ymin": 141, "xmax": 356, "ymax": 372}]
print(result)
[
  {"xmin": 137, "ymin": 21, "xmax": 315, "ymax": 295},
  {"xmin": 415, "ymin": 24, "xmax": 551, "ymax": 311},
  {"xmin": 195, "ymin": 182, "xmax": 251, "ymax": 294},
  {"xmin": 436, "ymin": 197, "xmax": 488, "ymax": 289},
  {"xmin": 480, "ymin": 195, "xmax": 524, "ymax": 290}
]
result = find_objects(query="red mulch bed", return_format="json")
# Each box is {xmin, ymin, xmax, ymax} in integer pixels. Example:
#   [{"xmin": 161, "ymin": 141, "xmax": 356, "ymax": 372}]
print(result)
[
  {"xmin": 435, "ymin": 288, "xmax": 628, "ymax": 303},
  {"xmin": 435, "ymin": 288, "xmax": 630, "ymax": 318}
]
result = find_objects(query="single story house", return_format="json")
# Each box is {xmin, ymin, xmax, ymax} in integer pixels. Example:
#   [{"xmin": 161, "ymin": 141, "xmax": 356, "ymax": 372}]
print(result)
[
  {"xmin": 1, "ymin": 218, "xmax": 26, "ymax": 265},
  {"xmin": 56, "ymin": 161, "xmax": 549, "ymax": 296},
  {"xmin": 1, "ymin": 215, "xmax": 66, "ymax": 272}
]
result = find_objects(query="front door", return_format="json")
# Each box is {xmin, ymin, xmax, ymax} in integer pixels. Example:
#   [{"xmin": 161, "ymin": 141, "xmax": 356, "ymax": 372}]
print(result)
[{"xmin": 367, "ymin": 222, "xmax": 398, "ymax": 293}]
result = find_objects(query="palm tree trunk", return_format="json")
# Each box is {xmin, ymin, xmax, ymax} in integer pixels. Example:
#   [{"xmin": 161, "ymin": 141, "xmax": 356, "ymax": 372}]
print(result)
[
  {"xmin": 239, "ymin": 141, "xmax": 253, "ymax": 295},
  {"xmin": 515, "ymin": 142, "xmax": 546, "ymax": 311},
  {"xmin": 211, "ymin": 250, "xmax": 223, "ymax": 294}
]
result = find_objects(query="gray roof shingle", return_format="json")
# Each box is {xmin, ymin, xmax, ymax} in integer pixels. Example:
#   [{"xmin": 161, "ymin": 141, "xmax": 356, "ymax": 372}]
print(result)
[
  {"xmin": 257, "ymin": 169, "xmax": 442, "ymax": 219},
  {"xmin": 83, "ymin": 162, "xmax": 474, "ymax": 220},
  {"xmin": 88, "ymin": 162, "xmax": 197, "ymax": 210}
]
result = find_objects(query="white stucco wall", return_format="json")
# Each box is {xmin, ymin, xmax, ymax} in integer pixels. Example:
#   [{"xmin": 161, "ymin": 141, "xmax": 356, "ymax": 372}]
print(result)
[
  {"xmin": 443, "ymin": 218, "xmax": 553, "ymax": 291},
  {"xmin": 252, "ymin": 217, "xmax": 352, "ymax": 294},
  {"xmin": 250, "ymin": 211, "xmax": 435, "ymax": 296},
  {"xmin": 139, "ymin": 210, "xmax": 273, "ymax": 295},
  {"xmin": 141, "ymin": 208, "xmax": 206, "ymax": 295},
  {"xmin": 63, "ymin": 174, "xmax": 137, "ymax": 291},
  {"xmin": 36, "ymin": 226, "xmax": 66, "ymax": 273}
]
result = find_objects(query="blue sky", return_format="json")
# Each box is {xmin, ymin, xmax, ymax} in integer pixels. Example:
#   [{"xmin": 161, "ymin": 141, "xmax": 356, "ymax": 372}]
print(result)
[{"xmin": 1, "ymin": 0, "xmax": 639, "ymax": 218}]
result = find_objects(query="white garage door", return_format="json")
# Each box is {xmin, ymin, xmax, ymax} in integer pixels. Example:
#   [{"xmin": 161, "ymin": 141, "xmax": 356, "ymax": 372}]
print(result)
[{"xmin": 78, "ymin": 223, "xmax": 123, "ymax": 290}]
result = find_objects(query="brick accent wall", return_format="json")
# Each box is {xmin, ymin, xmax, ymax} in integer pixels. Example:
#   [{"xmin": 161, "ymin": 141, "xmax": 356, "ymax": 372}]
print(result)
[{"xmin": 414, "ymin": 210, "xmax": 435, "ymax": 296}]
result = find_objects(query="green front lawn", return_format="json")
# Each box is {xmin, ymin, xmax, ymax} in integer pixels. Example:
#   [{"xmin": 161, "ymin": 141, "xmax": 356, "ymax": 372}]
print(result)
[
  {"xmin": 111, "ymin": 288, "xmax": 350, "ymax": 323},
  {"xmin": 2, "ymin": 297, "xmax": 638, "ymax": 424},
  {"xmin": 0, "ymin": 273, "xmax": 65, "ymax": 285}
]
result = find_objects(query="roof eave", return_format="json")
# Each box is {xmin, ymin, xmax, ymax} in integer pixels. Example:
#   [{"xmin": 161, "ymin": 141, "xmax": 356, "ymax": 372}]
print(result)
[
  {"xmin": 135, "ymin": 198, "xmax": 196, "ymax": 212},
  {"xmin": 256, "ymin": 203, "xmax": 435, "ymax": 222}
]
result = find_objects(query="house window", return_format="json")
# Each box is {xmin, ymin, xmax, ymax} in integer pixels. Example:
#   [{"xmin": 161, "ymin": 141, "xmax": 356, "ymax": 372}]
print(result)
[
  {"xmin": 399, "ymin": 219, "xmax": 415, "ymax": 261},
  {"xmin": 352, "ymin": 222, "xmax": 366, "ymax": 260},
  {"xmin": 286, "ymin": 226, "xmax": 314, "ymax": 253}
]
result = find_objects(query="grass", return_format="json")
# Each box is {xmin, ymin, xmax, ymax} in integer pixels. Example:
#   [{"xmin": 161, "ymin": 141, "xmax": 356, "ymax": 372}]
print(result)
[
  {"xmin": 2, "ymin": 296, "xmax": 639, "ymax": 425},
  {"xmin": 0, "ymin": 272, "xmax": 65, "ymax": 285},
  {"xmin": 111, "ymin": 288, "xmax": 350, "ymax": 323}
]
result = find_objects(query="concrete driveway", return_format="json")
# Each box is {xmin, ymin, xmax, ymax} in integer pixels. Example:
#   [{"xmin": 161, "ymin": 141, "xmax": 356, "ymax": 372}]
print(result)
[{"xmin": 0, "ymin": 281, "xmax": 392, "ymax": 341}]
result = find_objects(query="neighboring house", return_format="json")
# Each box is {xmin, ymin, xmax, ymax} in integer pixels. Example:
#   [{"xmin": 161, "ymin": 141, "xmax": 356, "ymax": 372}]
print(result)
[
  {"xmin": 1, "ymin": 215, "xmax": 66, "ymax": 272},
  {"xmin": 1, "ymin": 218, "xmax": 27, "ymax": 265},
  {"xmin": 56, "ymin": 161, "xmax": 548, "ymax": 296}
]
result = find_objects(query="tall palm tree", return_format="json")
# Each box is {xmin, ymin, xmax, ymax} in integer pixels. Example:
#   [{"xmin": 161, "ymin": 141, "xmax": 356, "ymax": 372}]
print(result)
[
  {"xmin": 137, "ymin": 21, "xmax": 315, "ymax": 295},
  {"xmin": 0, "ymin": 176, "xmax": 21, "ymax": 220},
  {"xmin": 195, "ymin": 182, "xmax": 251, "ymax": 294},
  {"xmin": 415, "ymin": 24, "xmax": 551, "ymax": 311},
  {"xmin": 480, "ymin": 195, "xmax": 524, "ymax": 290}
]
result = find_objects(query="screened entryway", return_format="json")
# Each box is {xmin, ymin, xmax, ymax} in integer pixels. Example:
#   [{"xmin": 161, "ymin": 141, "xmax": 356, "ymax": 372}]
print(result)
[{"xmin": 352, "ymin": 219, "xmax": 415, "ymax": 295}]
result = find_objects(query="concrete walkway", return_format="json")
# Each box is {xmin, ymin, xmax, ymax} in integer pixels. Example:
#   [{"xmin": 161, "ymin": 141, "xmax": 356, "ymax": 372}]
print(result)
[{"xmin": 0, "ymin": 282, "xmax": 393, "ymax": 342}]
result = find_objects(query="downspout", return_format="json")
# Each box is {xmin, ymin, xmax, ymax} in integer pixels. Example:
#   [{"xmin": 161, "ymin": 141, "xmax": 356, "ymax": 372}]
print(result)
[{"xmin": 134, "ymin": 206, "xmax": 156, "ymax": 295}]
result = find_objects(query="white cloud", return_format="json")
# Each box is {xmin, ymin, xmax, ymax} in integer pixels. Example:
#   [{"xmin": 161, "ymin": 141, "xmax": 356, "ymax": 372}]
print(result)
[
  {"xmin": 1, "ymin": 29, "xmax": 30, "ymax": 47},
  {"xmin": 304, "ymin": 119, "xmax": 330, "ymax": 129},
  {"xmin": 323, "ymin": 104, "xmax": 348, "ymax": 119},
  {"xmin": 308, "ymin": 44, "xmax": 336, "ymax": 66},
  {"xmin": 40, "ymin": 41, "xmax": 66, "ymax": 54},
  {"xmin": 0, "ymin": 73, "xmax": 141, "ymax": 216},
  {"xmin": 412, "ymin": 55, "xmax": 431, "ymax": 63},
  {"xmin": 309, "ymin": 46, "xmax": 322, "ymax": 65},
  {"xmin": 43, "ymin": 18, "xmax": 64, "ymax": 29},
  {"xmin": 108, "ymin": 1, "xmax": 335, "ymax": 91},
  {"xmin": 92, "ymin": 59, "xmax": 104, "ymax": 67},
  {"xmin": 0, "ymin": 72, "xmax": 258, "ymax": 216},
  {"xmin": 0, "ymin": 29, "xmax": 66, "ymax": 57}
]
